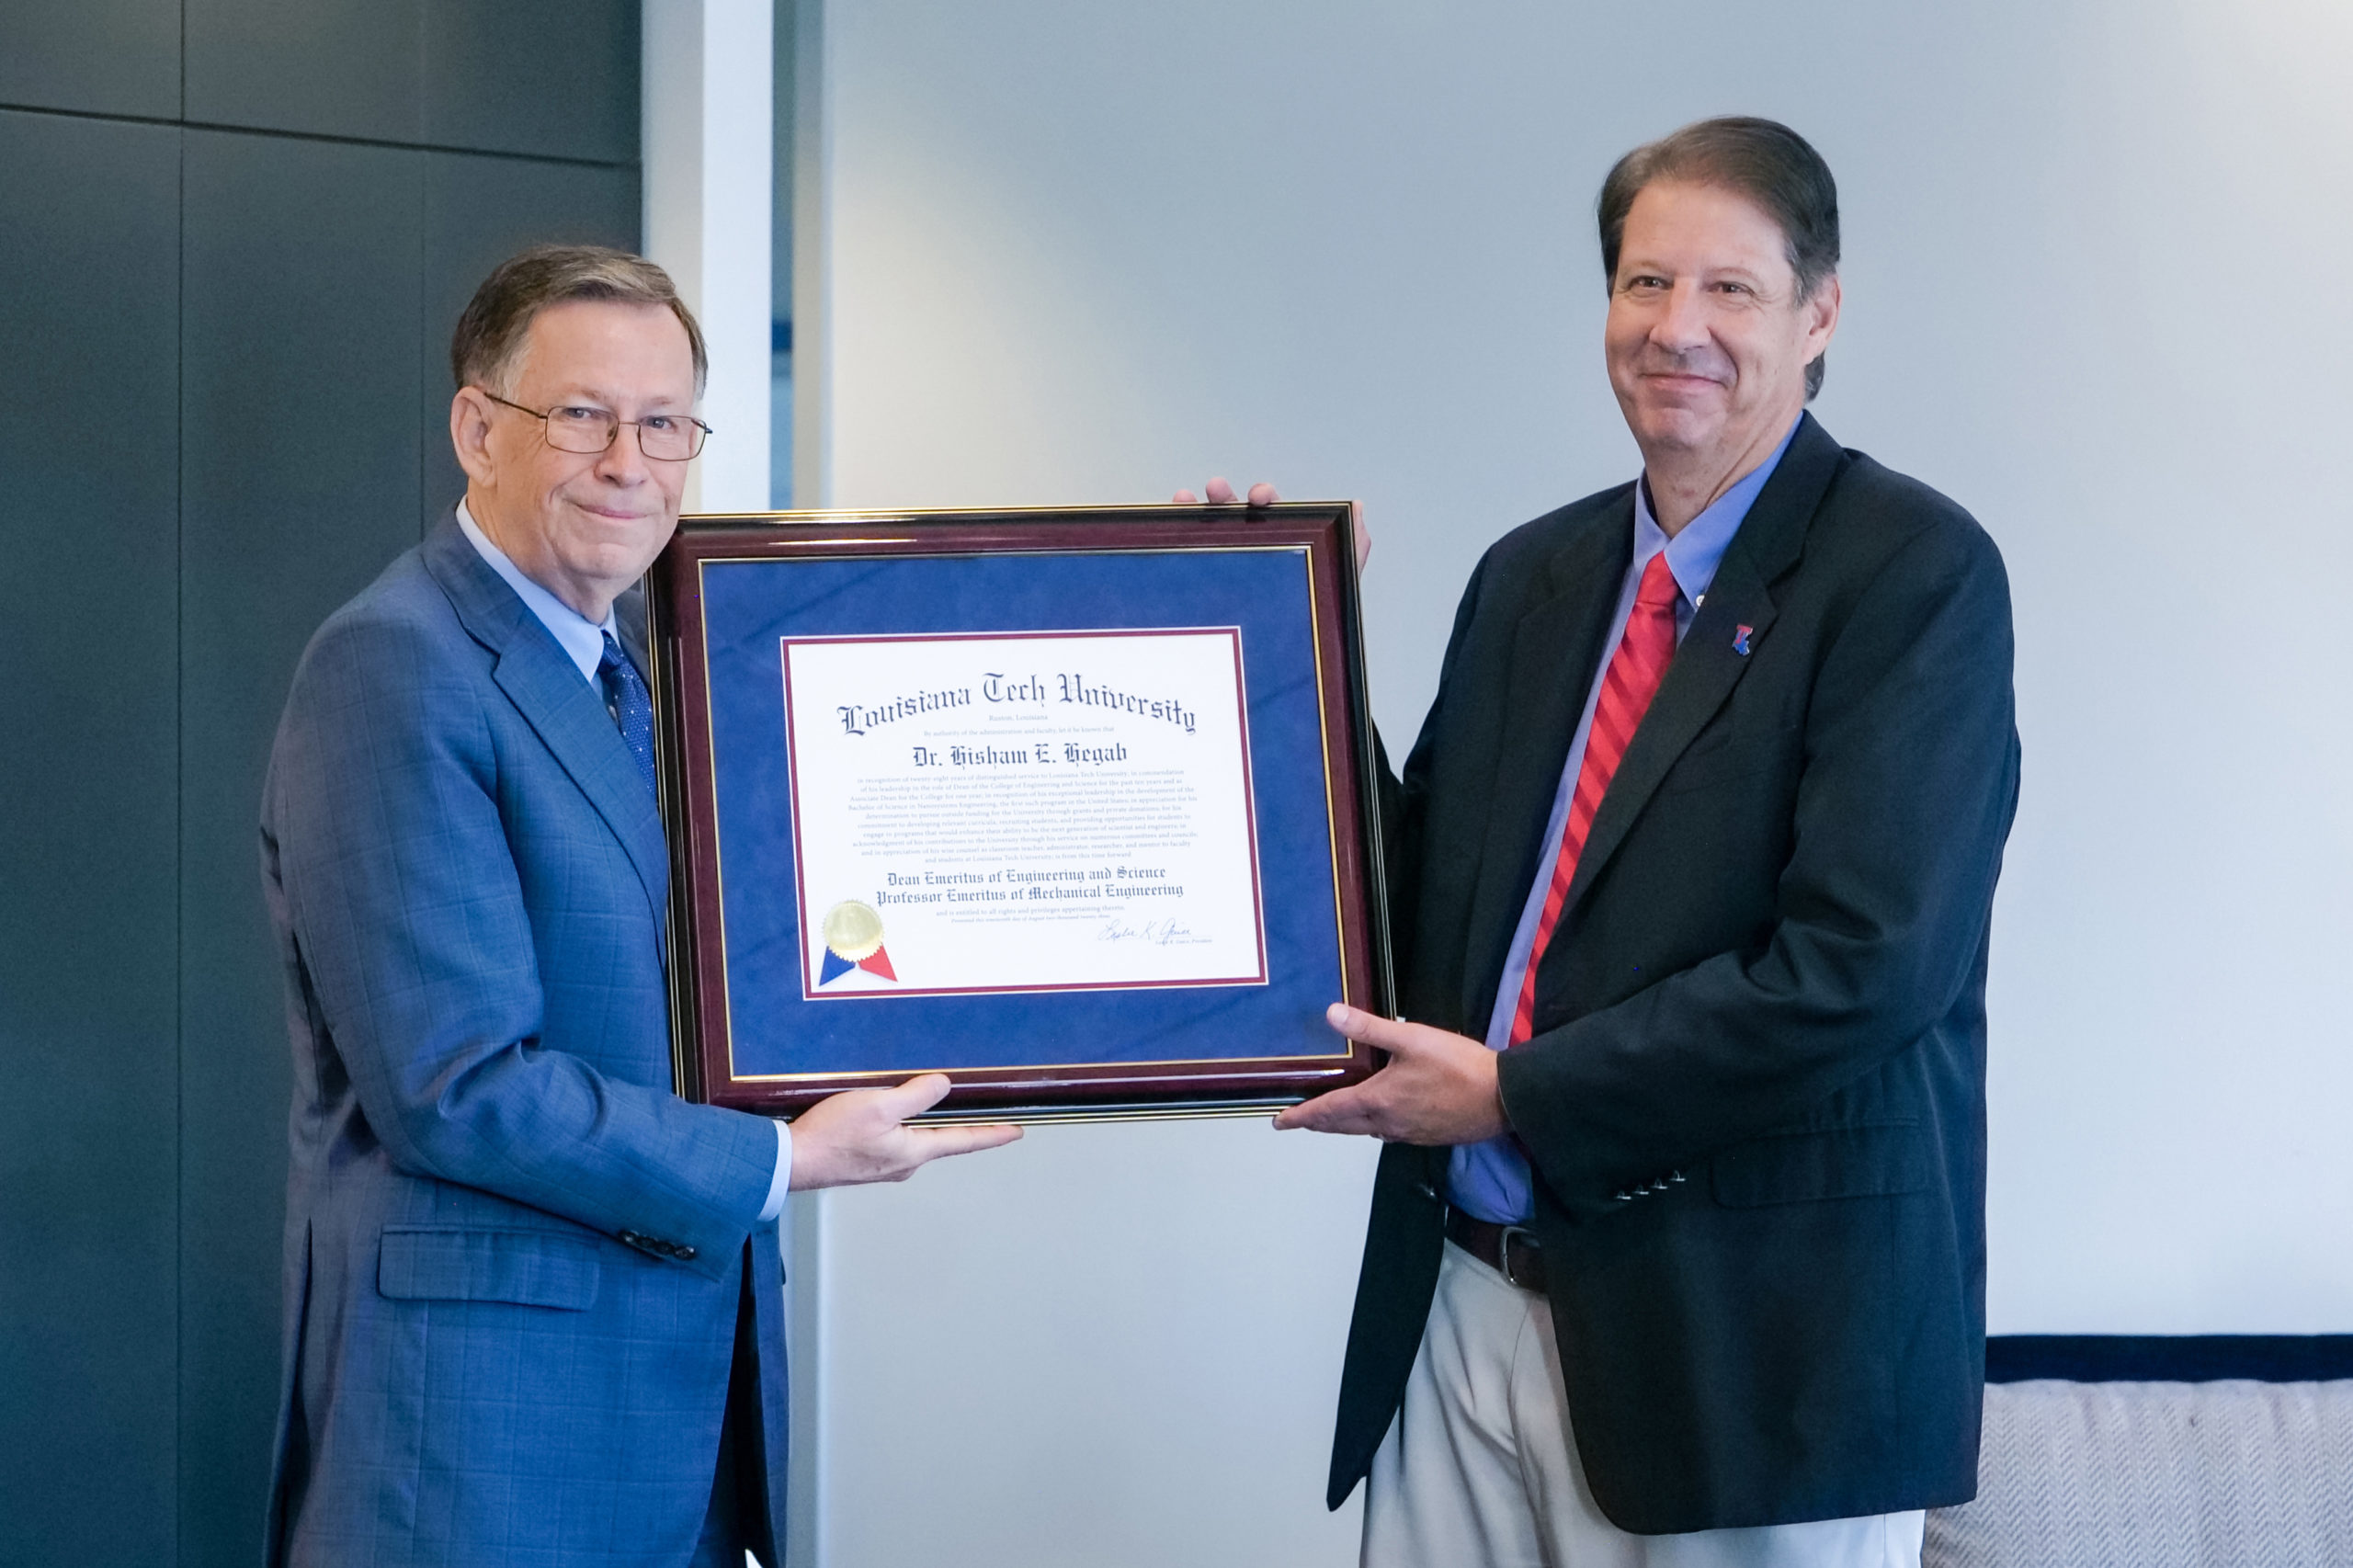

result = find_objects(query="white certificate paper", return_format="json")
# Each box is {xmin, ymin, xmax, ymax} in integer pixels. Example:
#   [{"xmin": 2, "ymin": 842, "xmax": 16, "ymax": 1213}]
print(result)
[{"xmin": 780, "ymin": 629, "xmax": 1268, "ymax": 998}]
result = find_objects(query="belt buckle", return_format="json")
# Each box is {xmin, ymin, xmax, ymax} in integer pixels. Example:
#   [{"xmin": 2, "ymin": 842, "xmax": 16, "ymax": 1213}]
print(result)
[{"xmin": 1497, "ymin": 1223, "xmax": 1540, "ymax": 1290}]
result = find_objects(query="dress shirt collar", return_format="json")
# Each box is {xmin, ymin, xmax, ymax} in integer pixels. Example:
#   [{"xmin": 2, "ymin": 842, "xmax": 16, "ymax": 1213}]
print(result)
[
  {"xmin": 1631, "ymin": 415, "xmax": 1802, "ymax": 606},
  {"xmin": 455, "ymin": 499, "xmax": 615, "ymax": 685}
]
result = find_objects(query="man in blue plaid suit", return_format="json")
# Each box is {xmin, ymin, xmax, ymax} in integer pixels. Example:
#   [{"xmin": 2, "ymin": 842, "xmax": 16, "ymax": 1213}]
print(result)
[{"xmin": 258, "ymin": 246, "xmax": 1020, "ymax": 1568}]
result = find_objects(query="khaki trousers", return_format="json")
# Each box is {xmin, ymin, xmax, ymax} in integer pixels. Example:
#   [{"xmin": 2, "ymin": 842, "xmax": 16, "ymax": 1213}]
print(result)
[{"xmin": 1361, "ymin": 1241, "xmax": 1926, "ymax": 1568}]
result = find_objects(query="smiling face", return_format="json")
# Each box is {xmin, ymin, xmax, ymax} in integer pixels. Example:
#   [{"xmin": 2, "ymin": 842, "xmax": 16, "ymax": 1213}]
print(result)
[
  {"xmin": 1604, "ymin": 179, "xmax": 1839, "ymax": 503},
  {"xmin": 449, "ymin": 298, "xmax": 699, "ymax": 622}
]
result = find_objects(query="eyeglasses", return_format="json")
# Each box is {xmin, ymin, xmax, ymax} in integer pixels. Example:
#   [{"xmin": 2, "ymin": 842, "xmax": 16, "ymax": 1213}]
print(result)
[{"xmin": 482, "ymin": 391, "xmax": 712, "ymax": 461}]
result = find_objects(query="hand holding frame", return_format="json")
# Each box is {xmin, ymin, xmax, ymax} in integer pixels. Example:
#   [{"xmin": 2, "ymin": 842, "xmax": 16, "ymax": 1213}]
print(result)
[
  {"xmin": 789, "ymin": 1074, "xmax": 1022, "ymax": 1189},
  {"xmin": 1273, "ymin": 1005, "xmax": 1507, "ymax": 1145},
  {"xmin": 1176, "ymin": 478, "xmax": 1371, "ymax": 573}
]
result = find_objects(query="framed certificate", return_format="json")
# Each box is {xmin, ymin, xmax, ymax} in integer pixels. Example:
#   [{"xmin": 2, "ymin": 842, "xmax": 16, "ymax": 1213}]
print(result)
[{"xmin": 645, "ymin": 503, "xmax": 1391, "ymax": 1120}]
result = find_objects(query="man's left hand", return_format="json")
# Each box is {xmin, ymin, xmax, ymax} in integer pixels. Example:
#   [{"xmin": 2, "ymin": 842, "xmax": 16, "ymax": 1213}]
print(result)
[{"xmin": 1272, "ymin": 1005, "xmax": 1507, "ymax": 1144}]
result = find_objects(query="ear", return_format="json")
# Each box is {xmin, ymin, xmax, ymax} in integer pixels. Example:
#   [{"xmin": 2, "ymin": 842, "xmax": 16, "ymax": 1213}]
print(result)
[
  {"xmin": 1800, "ymin": 272, "xmax": 1842, "ymax": 360},
  {"xmin": 450, "ymin": 386, "xmax": 498, "ymax": 486}
]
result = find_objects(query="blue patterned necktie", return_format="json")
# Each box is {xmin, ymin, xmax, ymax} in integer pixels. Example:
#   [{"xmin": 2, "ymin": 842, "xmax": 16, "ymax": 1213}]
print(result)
[{"xmin": 598, "ymin": 631, "xmax": 658, "ymax": 800}]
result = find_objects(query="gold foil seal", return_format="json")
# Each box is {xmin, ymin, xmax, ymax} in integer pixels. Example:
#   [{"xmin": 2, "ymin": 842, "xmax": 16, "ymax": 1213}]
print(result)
[{"xmin": 822, "ymin": 899, "xmax": 886, "ymax": 960}]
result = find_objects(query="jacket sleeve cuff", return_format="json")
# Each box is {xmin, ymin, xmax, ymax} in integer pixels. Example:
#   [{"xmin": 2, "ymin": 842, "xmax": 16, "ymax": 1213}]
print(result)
[{"xmin": 1496, "ymin": 1045, "xmax": 1617, "ymax": 1226}]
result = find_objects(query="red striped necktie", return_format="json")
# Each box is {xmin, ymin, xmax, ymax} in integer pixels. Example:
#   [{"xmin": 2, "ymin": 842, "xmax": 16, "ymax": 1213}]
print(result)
[{"xmin": 1507, "ymin": 551, "xmax": 1683, "ymax": 1046}]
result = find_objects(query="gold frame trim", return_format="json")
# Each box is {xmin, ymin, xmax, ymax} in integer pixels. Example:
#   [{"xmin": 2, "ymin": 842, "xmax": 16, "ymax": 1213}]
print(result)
[
  {"xmin": 680, "ymin": 537, "xmax": 1358, "ymax": 1085},
  {"xmin": 649, "ymin": 506, "xmax": 1374, "ymax": 1106}
]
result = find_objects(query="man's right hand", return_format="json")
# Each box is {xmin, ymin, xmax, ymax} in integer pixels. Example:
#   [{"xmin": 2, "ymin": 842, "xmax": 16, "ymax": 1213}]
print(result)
[{"xmin": 786, "ymin": 1073, "xmax": 1021, "ymax": 1190}]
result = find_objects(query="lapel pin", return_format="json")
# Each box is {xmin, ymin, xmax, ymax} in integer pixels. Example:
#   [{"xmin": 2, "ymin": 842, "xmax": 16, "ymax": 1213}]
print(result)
[{"xmin": 1733, "ymin": 625, "xmax": 1754, "ymax": 656}]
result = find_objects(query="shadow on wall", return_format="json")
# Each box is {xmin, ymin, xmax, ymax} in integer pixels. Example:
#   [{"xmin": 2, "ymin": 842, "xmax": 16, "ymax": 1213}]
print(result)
[{"xmin": 771, "ymin": 319, "xmax": 793, "ymax": 507}]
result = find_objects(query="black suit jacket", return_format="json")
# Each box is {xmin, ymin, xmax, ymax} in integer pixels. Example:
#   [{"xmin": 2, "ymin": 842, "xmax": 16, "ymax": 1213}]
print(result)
[{"xmin": 1327, "ymin": 415, "xmax": 2020, "ymax": 1533}]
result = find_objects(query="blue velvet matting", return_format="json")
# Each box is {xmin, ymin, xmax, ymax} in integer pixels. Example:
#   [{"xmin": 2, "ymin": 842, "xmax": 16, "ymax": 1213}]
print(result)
[{"xmin": 696, "ymin": 547, "xmax": 1353, "ymax": 1081}]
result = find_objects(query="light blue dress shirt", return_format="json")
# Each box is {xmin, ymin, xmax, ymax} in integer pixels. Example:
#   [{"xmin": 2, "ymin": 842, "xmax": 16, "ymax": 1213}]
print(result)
[
  {"xmin": 456, "ymin": 501, "xmax": 793, "ymax": 1222},
  {"xmin": 1446, "ymin": 420, "xmax": 1801, "ymax": 1225},
  {"xmin": 455, "ymin": 500, "xmax": 620, "ymax": 680}
]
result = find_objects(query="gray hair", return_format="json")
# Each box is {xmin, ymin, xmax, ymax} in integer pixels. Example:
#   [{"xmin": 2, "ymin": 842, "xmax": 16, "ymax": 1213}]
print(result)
[{"xmin": 450, "ymin": 244, "xmax": 708, "ymax": 397}]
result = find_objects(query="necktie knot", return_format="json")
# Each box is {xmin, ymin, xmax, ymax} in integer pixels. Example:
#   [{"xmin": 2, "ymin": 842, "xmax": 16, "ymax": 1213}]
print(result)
[{"xmin": 1634, "ymin": 551, "xmax": 1681, "ymax": 611}]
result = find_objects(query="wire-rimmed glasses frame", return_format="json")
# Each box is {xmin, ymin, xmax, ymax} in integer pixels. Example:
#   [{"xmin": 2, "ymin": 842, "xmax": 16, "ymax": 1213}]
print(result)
[{"xmin": 480, "ymin": 390, "xmax": 712, "ymax": 462}]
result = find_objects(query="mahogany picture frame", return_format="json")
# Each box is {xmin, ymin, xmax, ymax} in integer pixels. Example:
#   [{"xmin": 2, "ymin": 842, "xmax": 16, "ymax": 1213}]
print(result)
[{"xmin": 642, "ymin": 502, "xmax": 1392, "ymax": 1122}]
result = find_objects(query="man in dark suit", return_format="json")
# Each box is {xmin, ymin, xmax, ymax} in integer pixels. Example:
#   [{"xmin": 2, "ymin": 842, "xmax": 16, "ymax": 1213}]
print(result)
[
  {"xmin": 1275, "ymin": 119, "xmax": 2019, "ymax": 1563},
  {"xmin": 260, "ymin": 245, "xmax": 1019, "ymax": 1567}
]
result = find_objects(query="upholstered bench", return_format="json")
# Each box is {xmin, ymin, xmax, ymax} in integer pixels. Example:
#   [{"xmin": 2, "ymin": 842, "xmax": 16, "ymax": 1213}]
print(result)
[{"xmin": 1925, "ymin": 1339, "xmax": 2353, "ymax": 1567}]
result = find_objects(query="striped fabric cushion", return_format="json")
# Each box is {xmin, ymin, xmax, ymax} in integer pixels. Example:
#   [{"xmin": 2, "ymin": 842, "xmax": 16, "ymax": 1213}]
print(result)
[{"xmin": 1926, "ymin": 1380, "xmax": 2353, "ymax": 1566}]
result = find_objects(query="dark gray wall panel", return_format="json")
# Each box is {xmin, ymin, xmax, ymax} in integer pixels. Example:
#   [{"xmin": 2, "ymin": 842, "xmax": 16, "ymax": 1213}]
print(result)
[
  {"xmin": 423, "ymin": 0, "xmax": 639, "ymax": 165},
  {"xmin": 419, "ymin": 152, "xmax": 641, "ymax": 530},
  {"xmin": 178, "ymin": 129, "xmax": 425, "ymax": 1566},
  {"xmin": 0, "ymin": 108, "xmax": 182, "ymax": 1565},
  {"xmin": 184, "ymin": 0, "xmax": 424, "ymax": 144},
  {"xmin": 0, "ymin": 9, "xmax": 643, "ymax": 1558},
  {"xmin": 0, "ymin": 0, "xmax": 181, "ymax": 119},
  {"xmin": 187, "ymin": 0, "xmax": 639, "ymax": 163}
]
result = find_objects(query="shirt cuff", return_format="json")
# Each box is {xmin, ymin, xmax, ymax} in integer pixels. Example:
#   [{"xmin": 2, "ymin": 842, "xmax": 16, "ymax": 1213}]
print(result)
[{"xmin": 757, "ymin": 1118, "xmax": 793, "ymax": 1222}]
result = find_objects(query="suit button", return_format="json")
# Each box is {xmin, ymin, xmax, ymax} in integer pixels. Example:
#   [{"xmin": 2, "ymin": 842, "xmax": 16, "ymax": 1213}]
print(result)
[
  {"xmin": 619, "ymin": 1230, "xmax": 690, "ymax": 1260},
  {"xmin": 1411, "ymin": 1181, "xmax": 1439, "ymax": 1203}
]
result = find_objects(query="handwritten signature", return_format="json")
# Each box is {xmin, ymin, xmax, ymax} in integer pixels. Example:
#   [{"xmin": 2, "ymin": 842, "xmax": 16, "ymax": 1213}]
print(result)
[{"xmin": 1096, "ymin": 918, "xmax": 1208, "ymax": 947}]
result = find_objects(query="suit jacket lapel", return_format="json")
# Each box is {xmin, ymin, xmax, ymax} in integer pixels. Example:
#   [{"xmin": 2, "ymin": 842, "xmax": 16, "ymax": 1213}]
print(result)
[
  {"xmin": 421, "ymin": 517, "xmax": 671, "ymax": 946},
  {"xmin": 1557, "ymin": 415, "xmax": 1846, "ymax": 919},
  {"xmin": 1458, "ymin": 498, "xmax": 1633, "ymax": 1024}
]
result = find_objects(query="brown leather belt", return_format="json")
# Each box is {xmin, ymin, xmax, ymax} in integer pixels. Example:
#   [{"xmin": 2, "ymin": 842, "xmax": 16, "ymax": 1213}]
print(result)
[{"xmin": 1445, "ymin": 1208, "xmax": 1547, "ymax": 1293}]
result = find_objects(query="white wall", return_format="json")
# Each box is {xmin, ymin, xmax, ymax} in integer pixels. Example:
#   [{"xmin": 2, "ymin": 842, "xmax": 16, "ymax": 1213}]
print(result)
[
  {"xmin": 642, "ymin": 0, "xmax": 772, "ymax": 512},
  {"xmin": 788, "ymin": 0, "xmax": 2353, "ymax": 1561}
]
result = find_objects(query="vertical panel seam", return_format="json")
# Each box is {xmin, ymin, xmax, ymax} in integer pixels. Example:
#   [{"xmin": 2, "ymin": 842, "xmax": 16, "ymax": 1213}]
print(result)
[
  {"xmin": 419, "ymin": 143, "xmax": 429, "ymax": 540},
  {"xmin": 171, "ymin": 97, "xmax": 187, "ymax": 1568}
]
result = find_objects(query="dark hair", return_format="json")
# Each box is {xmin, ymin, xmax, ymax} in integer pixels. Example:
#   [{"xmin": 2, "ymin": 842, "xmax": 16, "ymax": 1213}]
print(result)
[
  {"xmin": 1597, "ymin": 117, "xmax": 1839, "ymax": 399},
  {"xmin": 450, "ymin": 244, "xmax": 708, "ymax": 397}
]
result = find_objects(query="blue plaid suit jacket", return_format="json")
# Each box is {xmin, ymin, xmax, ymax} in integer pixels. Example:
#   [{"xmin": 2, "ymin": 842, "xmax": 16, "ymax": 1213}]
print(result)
[{"xmin": 258, "ymin": 516, "xmax": 790, "ymax": 1567}]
